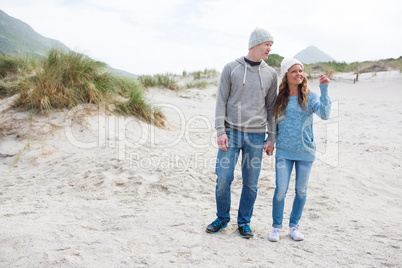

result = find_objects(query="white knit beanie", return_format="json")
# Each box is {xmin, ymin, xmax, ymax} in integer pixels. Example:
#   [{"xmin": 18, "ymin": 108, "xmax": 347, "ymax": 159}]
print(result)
[
  {"xmin": 281, "ymin": 58, "xmax": 303, "ymax": 78},
  {"xmin": 248, "ymin": 27, "xmax": 274, "ymax": 50}
]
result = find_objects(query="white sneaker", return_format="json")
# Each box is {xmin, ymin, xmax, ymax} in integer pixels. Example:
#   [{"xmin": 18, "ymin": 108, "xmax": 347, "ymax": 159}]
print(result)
[
  {"xmin": 268, "ymin": 228, "xmax": 281, "ymax": 242},
  {"xmin": 289, "ymin": 227, "xmax": 304, "ymax": 241}
]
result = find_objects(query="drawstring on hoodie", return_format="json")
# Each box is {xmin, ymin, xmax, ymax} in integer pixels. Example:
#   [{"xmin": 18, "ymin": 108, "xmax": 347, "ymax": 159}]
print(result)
[
  {"xmin": 243, "ymin": 63, "xmax": 247, "ymax": 85},
  {"xmin": 242, "ymin": 62, "xmax": 264, "ymax": 90},
  {"xmin": 258, "ymin": 66, "xmax": 264, "ymax": 89}
]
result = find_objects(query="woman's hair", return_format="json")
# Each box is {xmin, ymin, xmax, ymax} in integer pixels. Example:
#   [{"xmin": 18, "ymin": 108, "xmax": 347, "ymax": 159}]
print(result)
[{"xmin": 273, "ymin": 73, "xmax": 310, "ymax": 120}]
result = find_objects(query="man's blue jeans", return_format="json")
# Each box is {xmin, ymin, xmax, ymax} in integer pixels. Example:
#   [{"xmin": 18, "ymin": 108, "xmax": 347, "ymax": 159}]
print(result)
[
  {"xmin": 215, "ymin": 128, "xmax": 265, "ymax": 226},
  {"xmin": 272, "ymin": 157, "xmax": 313, "ymax": 228}
]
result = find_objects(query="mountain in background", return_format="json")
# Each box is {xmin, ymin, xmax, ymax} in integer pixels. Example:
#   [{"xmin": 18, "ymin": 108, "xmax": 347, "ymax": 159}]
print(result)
[
  {"xmin": 0, "ymin": 9, "xmax": 139, "ymax": 78},
  {"xmin": 294, "ymin": 46, "xmax": 336, "ymax": 64},
  {"xmin": 108, "ymin": 68, "xmax": 139, "ymax": 79},
  {"xmin": 0, "ymin": 9, "xmax": 69, "ymax": 57}
]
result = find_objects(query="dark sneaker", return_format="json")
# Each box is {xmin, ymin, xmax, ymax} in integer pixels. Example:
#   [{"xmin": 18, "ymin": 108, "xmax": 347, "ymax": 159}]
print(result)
[
  {"xmin": 206, "ymin": 219, "xmax": 227, "ymax": 233},
  {"xmin": 239, "ymin": 225, "xmax": 254, "ymax": 239}
]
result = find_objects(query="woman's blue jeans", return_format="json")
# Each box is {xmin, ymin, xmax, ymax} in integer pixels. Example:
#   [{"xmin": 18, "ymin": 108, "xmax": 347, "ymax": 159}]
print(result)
[
  {"xmin": 215, "ymin": 128, "xmax": 265, "ymax": 226},
  {"xmin": 272, "ymin": 157, "xmax": 313, "ymax": 228}
]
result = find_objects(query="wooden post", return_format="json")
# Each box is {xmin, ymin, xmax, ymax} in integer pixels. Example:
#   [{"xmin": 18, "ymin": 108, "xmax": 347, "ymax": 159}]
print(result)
[{"xmin": 355, "ymin": 65, "xmax": 359, "ymax": 82}]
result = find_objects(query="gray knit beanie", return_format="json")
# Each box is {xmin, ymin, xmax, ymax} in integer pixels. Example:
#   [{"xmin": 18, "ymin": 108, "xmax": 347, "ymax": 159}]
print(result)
[
  {"xmin": 281, "ymin": 58, "xmax": 303, "ymax": 78},
  {"xmin": 248, "ymin": 27, "xmax": 274, "ymax": 50}
]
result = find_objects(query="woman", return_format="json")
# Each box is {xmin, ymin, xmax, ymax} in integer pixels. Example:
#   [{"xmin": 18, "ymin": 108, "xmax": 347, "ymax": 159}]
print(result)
[{"xmin": 268, "ymin": 58, "xmax": 332, "ymax": 242}]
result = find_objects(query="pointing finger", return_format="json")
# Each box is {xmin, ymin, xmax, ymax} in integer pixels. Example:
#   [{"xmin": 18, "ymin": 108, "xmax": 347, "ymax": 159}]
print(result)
[{"xmin": 327, "ymin": 70, "xmax": 333, "ymax": 78}]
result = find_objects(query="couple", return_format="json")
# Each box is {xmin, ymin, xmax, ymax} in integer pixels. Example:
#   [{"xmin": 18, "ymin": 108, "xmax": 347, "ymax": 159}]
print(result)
[{"xmin": 206, "ymin": 27, "xmax": 332, "ymax": 241}]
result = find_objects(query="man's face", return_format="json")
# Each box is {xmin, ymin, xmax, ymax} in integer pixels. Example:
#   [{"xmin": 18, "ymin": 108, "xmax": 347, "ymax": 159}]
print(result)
[{"xmin": 258, "ymin": 41, "xmax": 273, "ymax": 60}]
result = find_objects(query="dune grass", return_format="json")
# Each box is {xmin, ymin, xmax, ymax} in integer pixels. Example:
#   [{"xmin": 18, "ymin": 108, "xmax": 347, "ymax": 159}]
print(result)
[
  {"xmin": 0, "ymin": 49, "xmax": 166, "ymax": 127},
  {"xmin": 185, "ymin": 80, "xmax": 209, "ymax": 89},
  {"xmin": 0, "ymin": 53, "xmax": 39, "ymax": 77},
  {"xmin": 0, "ymin": 53, "xmax": 40, "ymax": 97},
  {"xmin": 190, "ymin": 68, "xmax": 219, "ymax": 79},
  {"xmin": 264, "ymin": 53, "xmax": 284, "ymax": 68},
  {"xmin": 15, "ymin": 49, "xmax": 111, "ymax": 110},
  {"xmin": 305, "ymin": 57, "xmax": 402, "ymax": 76},
  {"xmin": 137, "ymin": 68, "xmax": 219, "ymax": 91},
  {"xmin": 112, "ymin": 77, "xmax": 165, "ymax": 128},
  {"xmin": 138, "ymin": 74, "xmax": 180, "ymax": 91}
]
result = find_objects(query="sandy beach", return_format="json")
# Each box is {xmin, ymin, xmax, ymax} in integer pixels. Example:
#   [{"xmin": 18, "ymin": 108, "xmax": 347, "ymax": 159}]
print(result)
[{"xmin": 0, "ymin": 71, "xmax": 401, "ymax": 267}]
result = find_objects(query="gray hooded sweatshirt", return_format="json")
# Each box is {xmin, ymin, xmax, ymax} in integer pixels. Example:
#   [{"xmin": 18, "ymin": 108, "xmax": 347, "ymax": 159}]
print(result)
[{"xmin": 215, "ymin": 57, "xmax": 278, "ymax": 142}]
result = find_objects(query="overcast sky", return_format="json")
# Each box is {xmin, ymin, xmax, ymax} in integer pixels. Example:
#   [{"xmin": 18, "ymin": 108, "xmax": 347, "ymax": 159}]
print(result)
[{"xmin": 2, "ymin": 0, "xmax": 401, "ymax": 75}]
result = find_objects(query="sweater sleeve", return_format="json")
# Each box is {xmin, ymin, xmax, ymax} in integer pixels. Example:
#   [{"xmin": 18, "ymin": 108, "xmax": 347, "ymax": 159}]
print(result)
[
  {"xmin": 265, "ymin": 72, "xmax": 278, "ymax": 142},
  {"xmin": 310, "ymin": 84, "xmax": 331, "ymax": 120},
  {"xmin": 215, "ymin": 64, "xmax": 231, "ymax": 136}
]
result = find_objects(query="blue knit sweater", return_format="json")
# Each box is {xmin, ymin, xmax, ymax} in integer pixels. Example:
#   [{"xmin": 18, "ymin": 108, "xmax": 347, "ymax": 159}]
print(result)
[{"xmin": 275, "ymin": 84, "xmax": 331, "ymax": 162}]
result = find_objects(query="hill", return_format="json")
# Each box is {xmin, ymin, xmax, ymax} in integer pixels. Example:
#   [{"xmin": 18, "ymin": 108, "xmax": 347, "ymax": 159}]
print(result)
[
  {"xmin": 0, "ymin": 9, "xmax": 70, "ymax": 57},
  {"xmin": 294, "ymin": 45, "xmax": 335, "ymax": 64},
  {"xmin": 109, "ymin": 67, "xmax": 139, "ymax": 79},
  {"xmin": 0, "ymin": 9, "xmax": 140, "ymax": 78}
]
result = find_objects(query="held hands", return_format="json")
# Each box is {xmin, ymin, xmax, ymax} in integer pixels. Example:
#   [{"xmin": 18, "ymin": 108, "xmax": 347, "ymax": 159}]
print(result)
[
  {"xmin": 264, "ymin": 140, "xmax": 274, "ymax": 156},
  {"xmin": 218, "ymin": 134, "xmax": 275, "ymax": 156},
  {"xmin": 319, "ymin": 70, "xmax": 333, "ymax": 85}
]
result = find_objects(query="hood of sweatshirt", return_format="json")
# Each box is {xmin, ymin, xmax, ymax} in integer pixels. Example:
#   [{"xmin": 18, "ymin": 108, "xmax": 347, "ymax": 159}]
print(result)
[{"xmin": 235, "ymin": 57, "xmax": 270, "ymax": 89}]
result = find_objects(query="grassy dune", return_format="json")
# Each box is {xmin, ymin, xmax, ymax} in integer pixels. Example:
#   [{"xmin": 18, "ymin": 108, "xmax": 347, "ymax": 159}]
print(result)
[
  {"xmin": 305, "ymin": 57, "xmax": 402, "ymax": 77},
  {"xmin": 0, "ymin": 49, "xmax": 165, "ymax": 127},
  {"xmin": 264, "ymin": 53, "xmax": 402, "ymax": 77}
]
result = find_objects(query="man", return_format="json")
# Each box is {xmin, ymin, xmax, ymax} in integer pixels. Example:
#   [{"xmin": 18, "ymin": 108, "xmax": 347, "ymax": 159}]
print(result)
[{"xmin": 206, "ymin": 27, "xmax": 277, "ymax": 239}]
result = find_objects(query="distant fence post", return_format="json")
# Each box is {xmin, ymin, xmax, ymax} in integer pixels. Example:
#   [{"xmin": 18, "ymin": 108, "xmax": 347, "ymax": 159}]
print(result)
[{"xmin": 355, "ymin": 65, "xmax": 359, "ymax": 83}]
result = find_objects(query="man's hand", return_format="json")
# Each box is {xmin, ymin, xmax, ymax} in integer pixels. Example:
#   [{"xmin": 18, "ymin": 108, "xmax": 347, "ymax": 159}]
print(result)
[
  {"xmin": 217, "ymin": 133, "xmax": 229, "ymax": 151},
  {"xmin": 264, "ymin": 140, "xmax": 274, "ymax": 156}
]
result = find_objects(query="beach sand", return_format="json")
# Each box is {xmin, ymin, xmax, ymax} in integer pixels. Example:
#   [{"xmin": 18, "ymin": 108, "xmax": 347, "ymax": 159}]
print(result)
[{"xmin": 0, "ymin": 71, "xmax": 401, "ymax": 267}]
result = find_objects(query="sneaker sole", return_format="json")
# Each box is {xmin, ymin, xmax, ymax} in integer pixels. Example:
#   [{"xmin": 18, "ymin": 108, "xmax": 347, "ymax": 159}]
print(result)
[
  {"xmin": 240, "ymin": 234, "xmax": 253, "ymax": 239},
  {"xmin": 290, "ymin": 235, "xmax": 304, "ymax": 241},
  {"xmin": 205, "ymin": 224, "xmax": 227, "ymax": 234}
]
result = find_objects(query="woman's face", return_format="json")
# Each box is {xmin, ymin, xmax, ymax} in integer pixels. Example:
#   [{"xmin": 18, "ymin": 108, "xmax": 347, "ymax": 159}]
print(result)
[{"xmin": 286, "ymin": 64, "xmax": 304, "ymax": 86}]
